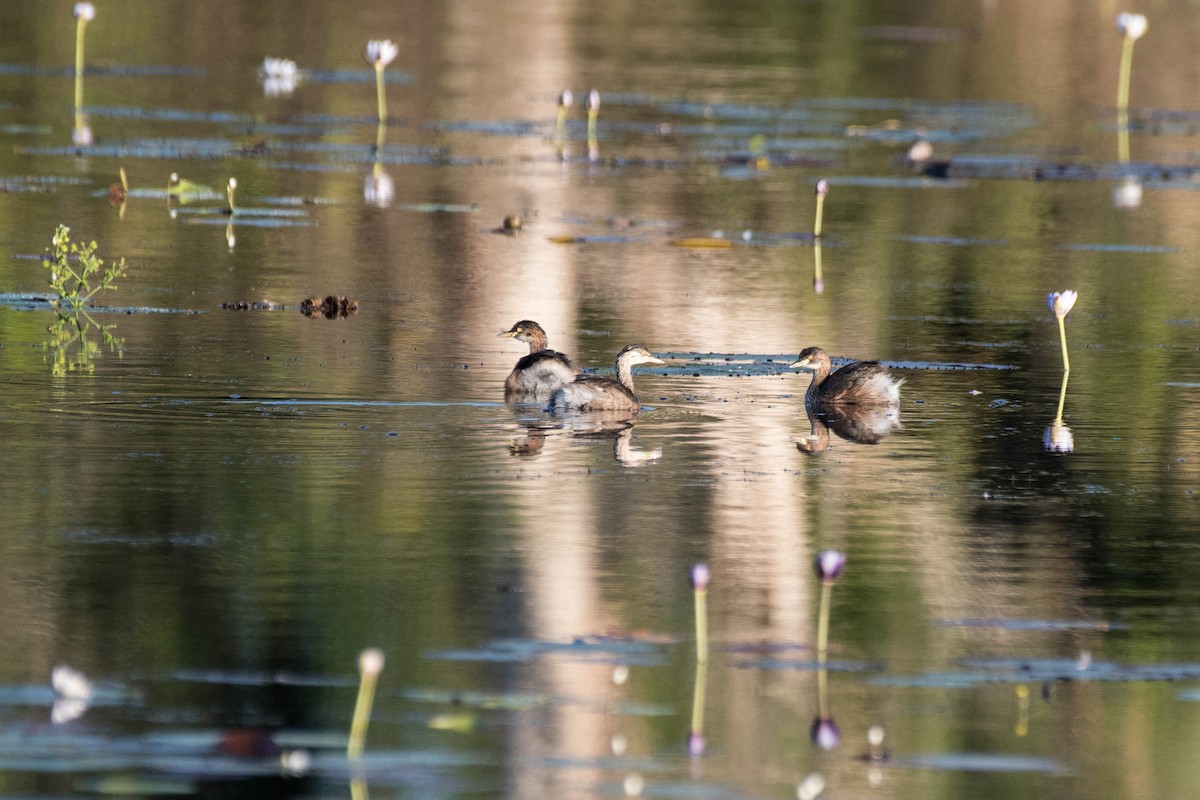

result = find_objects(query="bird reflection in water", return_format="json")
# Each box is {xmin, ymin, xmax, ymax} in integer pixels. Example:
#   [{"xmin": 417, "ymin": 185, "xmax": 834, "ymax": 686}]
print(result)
[
  {"xmin": 797, "ymin": 404, "xmax": 902, "ymax": 453},
  {"xmin": 508, "ymin": 409, "xmax": 661, "ymax": 467}
]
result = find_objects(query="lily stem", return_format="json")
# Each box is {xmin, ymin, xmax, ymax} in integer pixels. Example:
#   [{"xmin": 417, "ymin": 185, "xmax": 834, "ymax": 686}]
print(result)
[
  {"xmin": 1117, "ymin": 35, "xmax": 1136, "ymax": 164},
  {"xmin": 816, "ymin": 580, "xmax": 832, "ymax": 665},
  {"xmin": 347, "ymin": 668, "xmax": 379, "ymax": 760},
  {"xmin": 1057, "ymin": 316, "xmax": 1070, "ymax": 373},
  {"xmin": 74, "ymin": 18, "xmax": 87, "ymax": 111}
]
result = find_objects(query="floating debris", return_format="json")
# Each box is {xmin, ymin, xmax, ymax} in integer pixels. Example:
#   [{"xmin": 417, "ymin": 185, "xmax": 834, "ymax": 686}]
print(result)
[
  {"xmin": 220, "ymin": 299, "xmax": 280, "ymax": 311},
  {"xmin": 300, "ymin": 295, "xmax": 358, "ymax": 319}
]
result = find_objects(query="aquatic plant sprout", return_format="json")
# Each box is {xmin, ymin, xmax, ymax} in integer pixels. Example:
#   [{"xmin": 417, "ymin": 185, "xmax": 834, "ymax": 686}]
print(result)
[
  {"xmin": 813, "ymin": 179, "xmax": 829, "ymax": 238},
  {"xmin": 364, "ymin": 39, "xmax": 399, "ymax": 132},
  {"xmin": 587, "ymin": 88, "xmax": 601, "ymax": 140},
  {"xmin": 1116, "ymin": 12, "xmax": 1147, "ymax": 164},
  {"xmin": 814, "ymin": 550, "xmax": 844, "ymax": 665},
  {"xmin": 347, "ymin": 647, "xmax": 384, "ymax": 760},
  {"xmin": 691, "ymin": 563, "xmax": 710, "ymax": 664},
  {"xmin": 73, "ymin": 4, "xmax": 95, "ymax": 109},
  {"xmin": 814, "ymin": 549, "xmax": 846, "ymax": 584},
  {"xmin": 1047, "ymin": 289, "xmax": 1078, "ymax": 372},
  {"xmin": 555, "ymin": 88, "xmax": 573, "ymax": 138}
]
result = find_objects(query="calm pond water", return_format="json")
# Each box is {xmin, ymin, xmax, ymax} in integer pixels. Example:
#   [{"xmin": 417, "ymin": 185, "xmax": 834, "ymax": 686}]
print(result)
[{"xmin": 3, "ymin": 1, "xmax": 1200, "ymax": 798}]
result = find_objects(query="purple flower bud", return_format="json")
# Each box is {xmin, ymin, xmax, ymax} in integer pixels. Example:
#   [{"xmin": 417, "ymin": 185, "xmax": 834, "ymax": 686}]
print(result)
[
  {"xmin": 690, "ymin": 563, "xmax": 710, "ymax": 591},
  {"xmin": 814, "ymin": 550, "xmax": 846, "ymax": 583},
  {"xmin": 810, "ymin": 716, "xmax": 841, "ymax": 751},
  {"xmin": 687, "ymin": 731, "xmax": 706, "ymax": 756},
  {"xmin": 815, "ymin": 179, "xmax": 829, "ymax": 198}
]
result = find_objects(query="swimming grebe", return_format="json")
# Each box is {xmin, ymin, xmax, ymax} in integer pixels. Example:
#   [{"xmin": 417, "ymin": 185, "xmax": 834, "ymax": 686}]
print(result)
[
  {"xmin": 498, "ymin": 320, "xmax": 576, "ymax": 401},
  {"xmin": 549, "ymin": 344, "xmax": 663, "ymax": 412},
  {"xmin": 790, "ymin": 347, "xmax": 902, "ymax": 408}
]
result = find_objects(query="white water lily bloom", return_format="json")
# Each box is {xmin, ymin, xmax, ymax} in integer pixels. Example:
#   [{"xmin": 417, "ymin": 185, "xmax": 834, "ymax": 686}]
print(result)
[
  {"xmin": 364, "ymin": 168, "xmax": 394, "ymax": 207},
  {"xmin": 72, "ymin": 121, "xmax": 93, "ymax": 148},
  {"xmin": 1047, "ymin": 290, "xmax": 1078, "ymax": 319},
  {"xmin": 364, "ymin": 39, "xmax": 399, "ymax": 68},
  {"xmin": 1113, "ymin": 177, "xmax": 1143, "ymax": 209},
  {"xmin": 73, "ymin": 3, "xmax": 95, "ymax": 21},
  {"xmin": 51, "ymin": 664, "xmax": 94, "ymax": 701},
  {"xmin": 1117, "ymin": 12, "xmax": 1148, "ymax": 41},
  {"xmin": 1044, "ymin": 420, "xmax": 1074, "ymax": 453},
  {"xmin": 261, "ymin": 57, "xmax": 297, "ymax": 80}
]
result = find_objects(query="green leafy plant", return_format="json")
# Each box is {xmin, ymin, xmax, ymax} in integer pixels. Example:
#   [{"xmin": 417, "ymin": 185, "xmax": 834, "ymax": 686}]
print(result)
[
  {"xmin": 40, "ymin": 225, "xmax": 128, "ymax": 374},
  {"xmin": 42, "ymin": 224, "xmax": 127, "ymax": 309}
]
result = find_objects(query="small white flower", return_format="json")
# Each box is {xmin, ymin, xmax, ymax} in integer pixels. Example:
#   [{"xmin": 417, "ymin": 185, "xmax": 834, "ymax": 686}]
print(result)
[
  {"xmin": 359, "ymin": 647, "xmax": 385, "ymax": 676},
  {"xmin": 364, "ymin": 167, "xmax": 395, "ymax": 207},
  {"xmin": 587, "ymin": 88, "xmax": 601, "ymax": 114},
  {"xmin": 72, "ymin": 122, "xmax": 93, "ymax": 148},
  {"xmin": 1044, "ymin": 420, "xmax": 1074, "ymax": 453},
  {"xmin": 559, "ymin": 88, "xmax": 573, "ymax": 108},
  {"xmin": 51, "ymin": 664, "xmax": 94, "ymax": 702},
  {"xmin": 1047, "ymin": 290, "xmax": 1078, "ymax": 319},
  {"xmin": 364, "ymin": 40, "xmax": 400, "ymax": 68},
  {"xmin": 260, "ymin": 57, "xmax": 297, "ymax": 81},
  {"xmin": 73, "ymin": 3, "xmax": 96, "ymax": 22},
  {"xmin": 1117, "ymin": 12, "xmax": 1148, "ymax": 41},
  {"xmin": 260, "ymin": 58, "xmax": 299, "ymax": 96},
  {"xmin": 1113, "ymin": 177, "xmax": 1143, "ymax": 209}
]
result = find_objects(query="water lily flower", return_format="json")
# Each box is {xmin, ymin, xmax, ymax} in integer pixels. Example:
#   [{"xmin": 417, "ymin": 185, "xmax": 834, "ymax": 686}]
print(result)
[
  {"xmin": 1047, "ymin": 289, "xmax": 1077, "ymax": 319},
  {"xmin": 364, "ymin": 40, "xmax": 399, "ymax": 132},
  {"xmin": 261, "ymin": 57, "xmax": 298, "ymax": 97},
  {"xmin": 1115, "ymin": 13, "xmax": 1147, "ymax": 163},
  {"xmin": 813, "ymin": 549, "xmax": 846, "ymax": 584},
  {"xmin": 797, "ymin": 773, "xmax": 826, "ymax": 800},
  {"xmin": 555, "ymin": 88, "xmax": 573, "ymax": 137},
  {"xmin": 1117, "ymin": 12, "xmax": 1148, "ymax": 41},
  {"xmin": 587, "ymin": 88, "xmax": 601, "ymax": 141},
  {"xmin": 1113, "ymin": 176, "xmax": 1142, "ymax": 209},
  {"xmin": 691, "ymin": 563, "xmax": 710, "ymax": 663},
  {"xmin": 364, "ymin": 165, "xmax": 395, "ymax": 207},
  {"xmin": 813, "ymin": 179, "xmax": 829, "ymax": 238},
  {"xmin": 72, "ymin": 119, "xmax": 93, "ymax": 148},
  {"xmin": 1047, "ymin": 290, "xmax": 1077, "ymax": 372},
  {"xmin": 810, "ymin": 716, "xmax": 840, "ymax": 751},
  {"xmin": 363, "ymin": 39, "xmax": 399, "ymax": 68},
  {"xmin": 51, "ymin": 664, "xmax": 94, "ymax": 701},
  {"xmin": 73, "ymin": 4, "xmax": 95, "ymax": 113},
  {"xmin": 348, "ymin": 647, "xmax": 385, "ymax": 760},
  {"xmin": 51, "ymin": 664, "xmax": 93, "ymax": 725},
  {"xmin": 1043, "ymin": 419, "xmax": 1074, "ymax": 453}
]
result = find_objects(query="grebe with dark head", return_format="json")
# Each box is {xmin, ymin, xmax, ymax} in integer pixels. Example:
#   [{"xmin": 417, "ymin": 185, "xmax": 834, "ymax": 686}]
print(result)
[
  {"xmin": 549, "ymin": 344, "xmax": 663, "ymax": 413},
  {"xmin": 790, "ymin": 347, "xmax": 903, "ymax": 409},
  {"xmin": 498, "ymin": 320, "xmax": 576, "ymax": 401}
]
